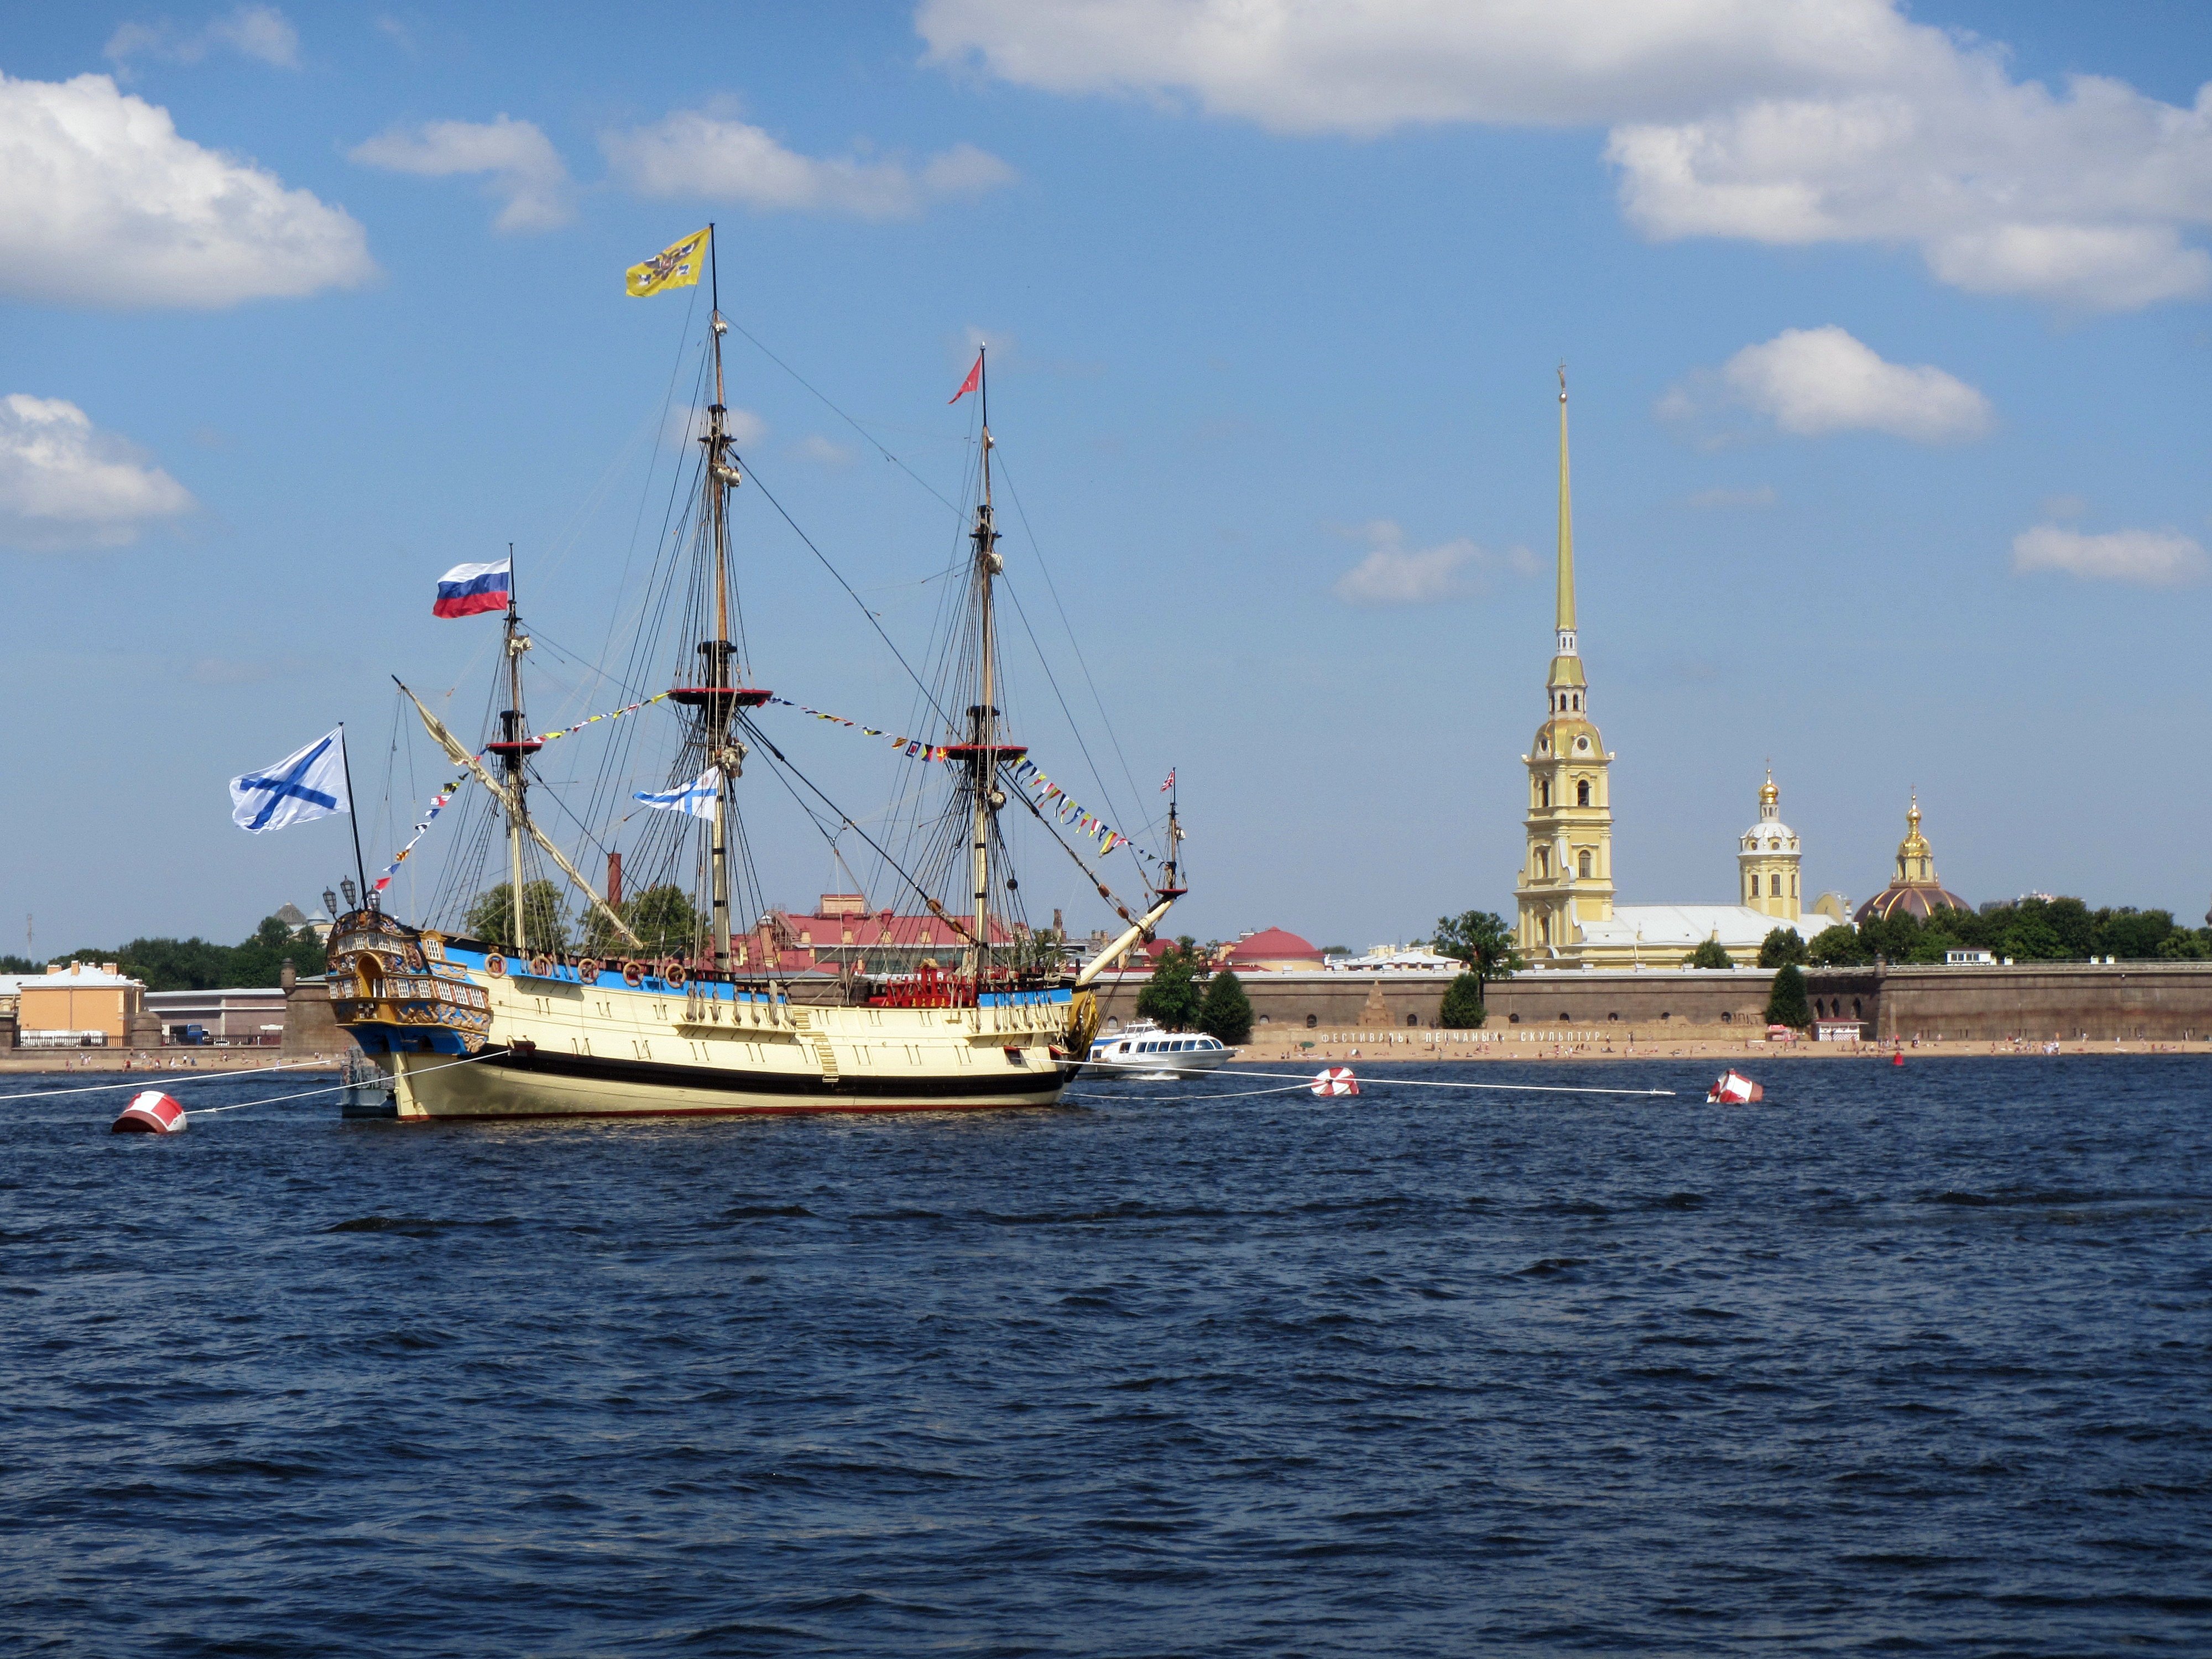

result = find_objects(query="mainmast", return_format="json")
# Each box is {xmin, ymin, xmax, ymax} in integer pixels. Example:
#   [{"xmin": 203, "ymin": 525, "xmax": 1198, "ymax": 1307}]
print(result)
[
  {"xmin": 483, "ymin": 545, "xmax": 541, "ymax": 954},
  {"xmin": 666, "ymin": 226, "xmax": 764, "ymax": 972}
]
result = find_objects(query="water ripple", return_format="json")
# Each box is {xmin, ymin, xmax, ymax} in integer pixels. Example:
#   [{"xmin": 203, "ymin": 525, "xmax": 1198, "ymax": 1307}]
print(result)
[{"xmin": 3, "ymin": 1056, "xmax": 2210, "ymax": 1653}]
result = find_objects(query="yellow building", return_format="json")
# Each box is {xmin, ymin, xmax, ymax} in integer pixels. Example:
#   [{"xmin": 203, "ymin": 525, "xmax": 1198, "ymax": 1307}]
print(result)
[
  {"xmin": 1512, "ymin": 379, "xmax": 1824, "ymax": 969},
  {"xmin": 1514, "ymin": 370, "xmax": 1616, "ymax": 957},
  {"xmin": 1738, "ymin": 769, "xmax": 1802, "ymax": 925},
  {"xmin": 9, "ymin": 961, "xmax": 146, "ymax": 1047}
]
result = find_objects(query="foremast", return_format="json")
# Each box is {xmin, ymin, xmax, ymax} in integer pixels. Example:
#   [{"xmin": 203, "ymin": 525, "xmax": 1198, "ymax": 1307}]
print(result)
[{"xmin": 481, "ymin": 549, "xmax": 541, "ymax": 956}]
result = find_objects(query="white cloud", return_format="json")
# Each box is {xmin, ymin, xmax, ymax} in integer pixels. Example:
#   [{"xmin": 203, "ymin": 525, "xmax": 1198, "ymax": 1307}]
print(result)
[
  {"xmin": 1666, "ymin": 326, "xmax": 1991, "ymax": 442},
  {"xmin": 919, "ymin": 1, "xmax": 2212, "ymax": 309},
  {"xmin": 918, "ymin": 0, "xmax": 1906, "ymax": 133},
  {"xmin": 1686, "ymin": 484, "xmax": 1776, "ymax": 508},
  {"xmin": 0, "ymin": 395, "xmax": 195, "ymax": 551},
  {"xmin": 350, "ymin": 115, "xmax": 572, "ymax": 232},
  {"xmin": 603, "ymin": 107, "xmax": 1015, "ymax": 218},
  {"xmin": 2010, "ymin": 524, "xmax": 2208, "ymax": 587},
  {"xmin": 794, "ymin": 434, "xmax": 854, "ymax": 465},
  {"xmin": 0, "ymin": 71, "xmax": 372, "ymax": 307},
  {"xmin": 107, "ymin": 5, "xmax": 301, "ymax": 70},
  {"xmin": 1332, "ymin": 519, "xmax": 1528, "ymax": 606}
]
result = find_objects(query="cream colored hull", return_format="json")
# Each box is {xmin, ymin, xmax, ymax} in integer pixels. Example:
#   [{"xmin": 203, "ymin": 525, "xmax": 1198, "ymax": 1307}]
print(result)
[{"xmin": 377, "ymin": 971, "xmax": 1073, "ymax": 1120}]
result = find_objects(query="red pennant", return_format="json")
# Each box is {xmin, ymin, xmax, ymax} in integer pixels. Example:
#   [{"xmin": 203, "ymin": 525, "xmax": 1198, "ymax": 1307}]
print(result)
[{"xmin": 949, "ymin": 352, "xmax": 982, "ymax": 404}]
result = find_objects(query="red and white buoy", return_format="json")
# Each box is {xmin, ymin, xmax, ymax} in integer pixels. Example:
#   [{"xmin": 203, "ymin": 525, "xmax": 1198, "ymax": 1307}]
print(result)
[
  {"xmin": 1311, "ymin": 1067, "xmax": 1360, "ymax": 1097},
  {"xmin": 1706, "ymin": 1069, "xmax": 1763, "ymax": 1105},
  {"xmin": 111, "ymin": 1091, "xmax": 189, "ymax": 1134}
]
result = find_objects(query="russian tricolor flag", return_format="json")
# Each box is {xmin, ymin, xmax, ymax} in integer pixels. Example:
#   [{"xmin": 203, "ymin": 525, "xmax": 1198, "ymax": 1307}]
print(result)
[{"xmin": 433, "ymin": 557, "xmax": 512, "ymax": 618}]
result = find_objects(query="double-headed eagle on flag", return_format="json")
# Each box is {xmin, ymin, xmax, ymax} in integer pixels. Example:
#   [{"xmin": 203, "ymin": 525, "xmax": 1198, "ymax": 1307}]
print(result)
[{"xmin": 625, "ymin": 226, "xmax": 710, "ymax": 298}]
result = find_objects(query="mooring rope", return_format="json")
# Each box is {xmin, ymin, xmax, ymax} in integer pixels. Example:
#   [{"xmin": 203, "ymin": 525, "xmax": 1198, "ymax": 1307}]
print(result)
[
  {"xmin": 1098, "ymin": 1065, "xmax": 1677, "ymax": 1099},
  {"xmin": 0, "ymin": 1058, "xmax": 336, "ymax": 1101},
  {"xmin": 182, "ymin": 1050, "xmax": 502, "ymax": 1115}
]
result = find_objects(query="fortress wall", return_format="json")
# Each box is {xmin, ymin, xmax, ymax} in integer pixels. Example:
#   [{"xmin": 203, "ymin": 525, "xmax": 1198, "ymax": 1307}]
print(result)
[
  {"xmin": 1091, "ymin": 973, "xmax": 1453, "ymax": 1034},
  {"xmin": 281, "ymin": 980, "xmax": 357, "ymax": 1056},
  {"xmin": 1869, "ymin": 963, "xmax": 2212, "ymax": 1041},
  {"xmin": 1087, "ymin": 963, "xmax": 2212, "ymax": 1041}
]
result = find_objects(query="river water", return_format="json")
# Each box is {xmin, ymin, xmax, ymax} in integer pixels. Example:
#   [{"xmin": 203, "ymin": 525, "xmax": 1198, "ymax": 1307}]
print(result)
[{"xmin": 2, "ymin": 1057, "xmax": 2208, "ymax": 1655}]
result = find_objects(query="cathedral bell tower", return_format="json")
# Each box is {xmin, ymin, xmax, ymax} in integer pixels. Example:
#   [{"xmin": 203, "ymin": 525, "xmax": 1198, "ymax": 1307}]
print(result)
[
  {"xmin": 1738, "ymin": 768, "xmax": 1802, "ymax": 924},
  {"xmin": 1515, "ymin": 368, "xmax": 1614, "ymax": 958}
]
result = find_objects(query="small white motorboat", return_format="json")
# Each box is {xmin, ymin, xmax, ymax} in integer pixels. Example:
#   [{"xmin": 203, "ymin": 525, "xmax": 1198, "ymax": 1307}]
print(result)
[{"xmin": 1083, "ymin": 1020, "xmax": 1233, "ymax": 1076}]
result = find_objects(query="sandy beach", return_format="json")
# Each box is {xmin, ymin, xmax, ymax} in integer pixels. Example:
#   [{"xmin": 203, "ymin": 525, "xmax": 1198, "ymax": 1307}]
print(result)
[{"xmin": 0, "ymin": 1051, "xmax": 344, "ymax": 1076}]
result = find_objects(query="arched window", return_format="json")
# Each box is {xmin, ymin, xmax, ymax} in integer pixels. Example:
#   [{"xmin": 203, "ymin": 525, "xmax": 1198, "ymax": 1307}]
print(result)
[
  {"xmin": 1577, "ymin": 849, "xmax": 1593, "ymax": 878},
  {"xmin": 1770, "ymin": 873, "xmax": 1782, "ymax": 897},
  {"xmin": 1749, "ymin": 875, "xmax": 1758, "ymax": 900},
  {"xmin": 1305, "ymin": 1013, "xmax": 1318, "ymax": 1029},
  {"xmin": 1536, "ymin": 847, "xmax": 1549, "ymax": 878},
  {"xmin": 1576, "ymin": 779, "xmax": 1591, "ymax": 807},
  {"xmin": 1538, "ymin": 778, "xmax": 1551, "ymax": 808}
]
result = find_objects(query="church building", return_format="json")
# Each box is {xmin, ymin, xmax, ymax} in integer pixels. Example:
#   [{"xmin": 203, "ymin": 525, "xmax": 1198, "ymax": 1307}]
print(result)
[{"xmin": 1513, "ymin": 374, "xmax": 1829, "ymax": 968}]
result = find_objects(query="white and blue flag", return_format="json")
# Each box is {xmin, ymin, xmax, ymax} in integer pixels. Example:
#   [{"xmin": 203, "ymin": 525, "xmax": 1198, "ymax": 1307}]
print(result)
[
  {"xmin": 633, "ymin": 767, "xmax": 721, "ymax": 820},
  {"xmin": 231, "ymin": 727, "xmax": 351, "ymax": 833}
]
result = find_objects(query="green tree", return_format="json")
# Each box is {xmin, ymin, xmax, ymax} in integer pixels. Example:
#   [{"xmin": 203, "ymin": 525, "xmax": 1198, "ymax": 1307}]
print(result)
[
  {"xmin": 1756, "ymin": 926, "xmax": 1808, "ymax": 968},
  {"xmin": 39, "ymin": 916, "xmax": 328, "ymax": 990},
  {"xmin": 1136, "ymin": 936, "xmax": 1204, "ymax": 1029},
  {"xmin": 2096, "ymin": 907, "xmax": 2176, "ymax": 960},
  {"xmin": 1806, "ymin": 924, "xmax": 1869, "ymax": 967},
  {"xmin": 1764, "ymin": 962, "xmax": 1811, "ymax": 1029},
  {"xmin": 1683, "ymin": 937, "xmax": 1733, "ymax": 969},
  {"xmin": 582, "ymin": 883, "xmax": 701, "ymax": 958},
  {"xmin": 1431, "ymin": 909, "xmax": 1524, "ymax": 995},
  {"xmin": 1010, "ymin": 925, "xmax": 1067, "ymax": 974},
  {"xmin": 1197, "ymin": 968, "xmax": 1253, "ymax": 1045},
  {"xmin": 1439, "ymin": 971, "xmax": 1488, "ymax": 1029},
  {"xmin": 466, "ymin": 879, "xmax": 571, "ymax": 953}
]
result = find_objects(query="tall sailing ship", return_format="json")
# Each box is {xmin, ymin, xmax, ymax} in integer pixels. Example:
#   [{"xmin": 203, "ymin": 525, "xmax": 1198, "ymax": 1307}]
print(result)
[{"xmin": 326, "ymin": 233, "xmax": 1181, "ymax": 1120}]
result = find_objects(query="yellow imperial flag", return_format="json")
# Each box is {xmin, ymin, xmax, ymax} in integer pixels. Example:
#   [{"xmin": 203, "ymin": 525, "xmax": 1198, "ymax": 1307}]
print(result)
[{"xmin": 625, "ymin": 227, "xmax": 709, "ymax": 298}]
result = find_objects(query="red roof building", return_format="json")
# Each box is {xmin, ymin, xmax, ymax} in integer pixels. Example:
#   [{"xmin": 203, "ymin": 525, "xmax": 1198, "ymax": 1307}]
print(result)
[{"xmin": 1223, "ymin": 927, "xmax": 1325, "ymax": 972}]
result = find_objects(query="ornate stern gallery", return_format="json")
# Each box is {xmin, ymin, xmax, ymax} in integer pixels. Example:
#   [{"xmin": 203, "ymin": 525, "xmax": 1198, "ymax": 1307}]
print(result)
[{"xmin": 1513, "ymin": 374, "xmax": 1840, "ymax": 968}]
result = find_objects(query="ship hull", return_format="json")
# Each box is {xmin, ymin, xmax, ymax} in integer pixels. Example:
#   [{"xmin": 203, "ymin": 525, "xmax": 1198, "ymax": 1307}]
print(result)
[{"xmin": 383, "ymin": 1044, "xmax": 1068, "ymax": 1120}]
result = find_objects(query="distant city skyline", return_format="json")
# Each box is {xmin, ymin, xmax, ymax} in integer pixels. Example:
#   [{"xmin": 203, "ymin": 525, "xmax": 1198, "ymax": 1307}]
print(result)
[{"xmin": 2, "ymin": 2, "xmax": 2209, "ymax": 950}]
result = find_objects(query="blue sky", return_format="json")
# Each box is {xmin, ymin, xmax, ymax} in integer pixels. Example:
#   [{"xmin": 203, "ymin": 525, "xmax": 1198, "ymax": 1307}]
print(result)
[{"xmin": 3, "ymin": 1, "xmax": 2210, "ymax": 953}]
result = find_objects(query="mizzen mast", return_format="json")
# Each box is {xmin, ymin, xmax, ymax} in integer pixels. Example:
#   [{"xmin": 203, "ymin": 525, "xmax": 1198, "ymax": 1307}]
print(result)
[{"xmin": 946, "ymin": 347, "xmax": 1026, "ymax": 977}]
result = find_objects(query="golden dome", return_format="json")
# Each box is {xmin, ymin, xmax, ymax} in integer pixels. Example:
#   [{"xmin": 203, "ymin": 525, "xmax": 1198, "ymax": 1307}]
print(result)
[{"xmin": 1855, "ymin": 791, "xmax": 1969, "ymax": 923}]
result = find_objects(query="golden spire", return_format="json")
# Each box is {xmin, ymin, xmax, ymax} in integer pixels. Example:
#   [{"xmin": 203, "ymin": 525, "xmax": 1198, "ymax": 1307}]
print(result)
[
  {"xmin": 1556, "ymin": 363, "xmax": 1575, "ymax": 637},
  {"xmin": 1546, "ymin": 366, "xmax": 1585, "ymax": 693},
  {"xmin": 1760, "ymin": 764, "xmax": 1778, "ymax": 816}
]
